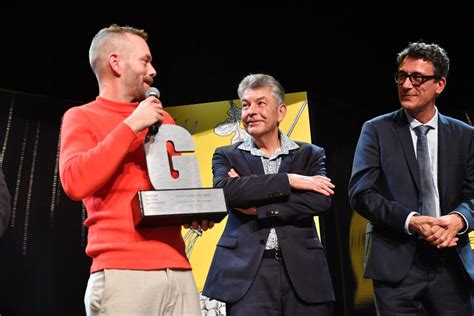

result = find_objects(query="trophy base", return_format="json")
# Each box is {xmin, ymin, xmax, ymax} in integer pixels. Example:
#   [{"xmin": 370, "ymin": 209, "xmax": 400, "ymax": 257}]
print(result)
[{"xmin": 133, "ymin": 188, "xmax": 227, "ymax": 227}]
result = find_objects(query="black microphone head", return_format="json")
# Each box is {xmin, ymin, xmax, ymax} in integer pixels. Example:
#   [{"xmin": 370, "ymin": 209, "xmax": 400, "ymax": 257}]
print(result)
[
  {"xmin": 145, "ymin": 87, "xmax": 161, "ymax": 136},
  {"xmin": 145, "ymin": 87, "xmax": 160, "ymax": 99}
]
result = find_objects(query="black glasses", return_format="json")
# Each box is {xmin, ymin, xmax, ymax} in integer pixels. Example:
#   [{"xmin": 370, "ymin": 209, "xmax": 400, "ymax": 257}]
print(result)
[{"xmin": 394, "ymin": 71, "xmax": 437, "ymax": 87}]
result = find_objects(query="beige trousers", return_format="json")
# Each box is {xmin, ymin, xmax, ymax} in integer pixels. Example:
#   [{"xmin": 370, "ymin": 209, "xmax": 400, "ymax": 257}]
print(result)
[{"xmin": 84, "ymin": 269, "xmax": 201, "ymax": 316}]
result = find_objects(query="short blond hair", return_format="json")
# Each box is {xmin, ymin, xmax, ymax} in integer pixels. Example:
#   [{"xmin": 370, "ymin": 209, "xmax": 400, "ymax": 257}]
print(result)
[{"xmin": 89, "ymin": 24, "xmax": 148, "ymax": 76}]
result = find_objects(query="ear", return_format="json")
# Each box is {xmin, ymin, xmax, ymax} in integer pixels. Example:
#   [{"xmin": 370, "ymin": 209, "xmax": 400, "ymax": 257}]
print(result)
[
  {"xmin": 435, "ymin": 76, "xmax": 447, "ymax": 95},
  {"xmin": 277, "ymin": 103, "xmax": 287, "ymax": 124},
  {"xmin": 108, "ymin": 53, "xmax": 121, "ymax": 76}
]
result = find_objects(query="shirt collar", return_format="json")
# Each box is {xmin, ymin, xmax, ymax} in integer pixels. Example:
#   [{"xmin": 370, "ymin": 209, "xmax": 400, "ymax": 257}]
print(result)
[
  {"xmin": 238, "ymin": 130, "xmax": 299, "ymax": 159},
  {"xmin": 405, "ymin": 106, "xmax": 439, "ymax": 131}
]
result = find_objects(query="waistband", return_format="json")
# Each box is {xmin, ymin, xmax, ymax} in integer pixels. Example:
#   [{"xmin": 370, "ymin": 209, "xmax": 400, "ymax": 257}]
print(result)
[{"xmin": 263, "ymin": 249, "xmax": 283, "ymax": 260}]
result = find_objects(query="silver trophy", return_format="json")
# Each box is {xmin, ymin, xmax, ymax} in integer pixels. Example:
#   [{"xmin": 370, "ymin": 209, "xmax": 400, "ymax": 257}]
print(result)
[{"xmin": 133, "ymin": 124, "xmax": 227, "ymax": 227}]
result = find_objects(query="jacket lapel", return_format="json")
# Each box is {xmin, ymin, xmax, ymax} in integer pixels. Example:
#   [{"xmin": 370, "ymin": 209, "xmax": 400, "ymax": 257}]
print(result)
[
  {"xmin": 240, "ymin": 150, "xmax": 265, "ymax": 175},
  {"xmin": 437, "ymin": 114, "xmax": 450, "ymax": 214},
  {"xmin": 278, "ymin": 149, "xmax": 297, "ymax": 173},
  {"xmin": 393, "ymin": 109, "xmax": 421, "ymax": 191}
]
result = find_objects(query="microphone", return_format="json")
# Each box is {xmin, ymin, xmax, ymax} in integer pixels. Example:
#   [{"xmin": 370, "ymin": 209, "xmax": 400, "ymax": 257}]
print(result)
[{"xmin": 145, "ymin": 87, "xmax": 161, "ymax": 135}]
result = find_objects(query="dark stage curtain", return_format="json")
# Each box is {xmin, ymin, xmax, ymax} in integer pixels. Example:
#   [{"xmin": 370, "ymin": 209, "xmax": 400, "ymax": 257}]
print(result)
[{"xmin": 0, "ymin": 90, "xmax": 89, "ymax": 316}]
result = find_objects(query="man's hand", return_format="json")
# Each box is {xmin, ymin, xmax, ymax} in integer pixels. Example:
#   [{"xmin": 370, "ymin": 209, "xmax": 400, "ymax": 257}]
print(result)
[
  {"xmin": 410, "ymin": 214, "xmax": 462, "ymax": 248},
  {"xmin": 425, "ymin": 214, "xmax": 464, "ymax": 248},
  {"xmin": 124, "ymin": 96, "xmax": 165, "ymax": 133},
  {"xmin": 409, "ymin": 215, "xmax": 438, "ymax": 239},
  {"xmin": 183, "ymin": 219, "xmax": 215, "ymax": 231},
  {"xmin": 287, "ymin": 174, "xmax": 335, "ymax": 196},
  {"xmin": 228, "ymin": 168, "xmax": 239, "ymax": 178}
]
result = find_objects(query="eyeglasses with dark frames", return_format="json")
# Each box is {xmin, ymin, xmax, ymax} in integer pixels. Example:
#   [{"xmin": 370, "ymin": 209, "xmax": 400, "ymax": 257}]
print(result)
[{"xmin": 394, "ymin": 71, "xmax": 437, "ymax": 87}]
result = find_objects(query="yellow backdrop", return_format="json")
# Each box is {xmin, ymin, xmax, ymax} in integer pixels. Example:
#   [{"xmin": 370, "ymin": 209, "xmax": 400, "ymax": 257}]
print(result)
[{"xmin": 166, "ymin": 92, "xmax": 316, "ymax": 290}]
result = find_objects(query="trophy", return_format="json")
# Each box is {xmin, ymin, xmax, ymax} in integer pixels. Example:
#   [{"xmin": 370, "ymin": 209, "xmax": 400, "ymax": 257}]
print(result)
[{"xmin": 133, "ymin": 119, "xmax": 227, "ymax": 227}]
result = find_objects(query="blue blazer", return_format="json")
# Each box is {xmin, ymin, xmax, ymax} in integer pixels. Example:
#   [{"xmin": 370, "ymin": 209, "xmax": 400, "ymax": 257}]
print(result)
[
  {"xmin": 203, "ymin": 141, "xmax": 335, "ymax": 304},
  {"xmin": 348, "ymin": 109, "xmax": 474, "ymax": 283}
]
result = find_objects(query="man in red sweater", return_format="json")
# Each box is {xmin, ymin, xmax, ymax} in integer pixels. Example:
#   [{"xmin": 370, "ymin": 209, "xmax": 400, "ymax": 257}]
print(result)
[{"xmin": 59, "ymin": 24, "xmax": 210, "ymax": 315}]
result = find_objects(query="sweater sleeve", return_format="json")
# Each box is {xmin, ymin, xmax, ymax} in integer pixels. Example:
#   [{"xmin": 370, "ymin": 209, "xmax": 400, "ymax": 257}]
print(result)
[{"xmin": 59, "ymin": 107, "xmax": 137, "ymax": 201}]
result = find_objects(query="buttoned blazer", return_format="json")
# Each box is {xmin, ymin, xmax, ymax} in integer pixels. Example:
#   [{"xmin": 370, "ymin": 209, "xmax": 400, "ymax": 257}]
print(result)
[
  {"xmin": 348, "ymin": 109, "xmax": 474, "ymax": 282},
  {"xmin": 203, "ymin": 141, "xmax": 335, "ymax": 304}
]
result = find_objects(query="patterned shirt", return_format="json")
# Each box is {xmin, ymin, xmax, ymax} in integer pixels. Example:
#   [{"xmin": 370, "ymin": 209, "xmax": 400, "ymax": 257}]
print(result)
[{"xmin": 238, "ymin": 131, "xmax": 299, "ymax": 249}]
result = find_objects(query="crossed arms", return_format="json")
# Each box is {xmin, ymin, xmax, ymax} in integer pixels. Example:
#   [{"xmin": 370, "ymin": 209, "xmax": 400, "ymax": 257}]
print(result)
[{"xmin": 212, "ymin": 144, "xmax": 335, "ymax": 218}]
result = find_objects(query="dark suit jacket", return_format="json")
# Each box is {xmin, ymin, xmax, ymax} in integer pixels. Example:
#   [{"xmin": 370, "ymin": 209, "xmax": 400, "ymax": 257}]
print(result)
[
  {"xmin": 348, "ymin": 109, "xmax": 474, "ymax": 283},
  {"xmin": 203, "ymin": 141, "xmax": 335, "ymax": 304},
  {"xmin": 0, "ymin": 168, "xmax": 11, "ymax": 238}
]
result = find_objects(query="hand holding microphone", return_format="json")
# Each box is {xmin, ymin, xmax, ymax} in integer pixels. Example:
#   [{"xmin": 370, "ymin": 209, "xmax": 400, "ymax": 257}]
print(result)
[{"xmin": 123, "ymin": 87, "xmax": 163, "ymax": 134}]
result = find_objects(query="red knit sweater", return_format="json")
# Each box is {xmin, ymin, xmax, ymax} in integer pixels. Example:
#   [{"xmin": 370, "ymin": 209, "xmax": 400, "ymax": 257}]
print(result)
[{"xmin": 59, "ymin": 97, "xmax": 190, "ymax": 273}]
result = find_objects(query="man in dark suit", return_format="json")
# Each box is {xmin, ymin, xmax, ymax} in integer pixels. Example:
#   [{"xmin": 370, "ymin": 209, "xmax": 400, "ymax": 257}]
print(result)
[
  {"xmin": 0, "ymin": 166, "xmax": 11, "ymax": 238},
  {"xmin": 203, "ymin": 73, "xmax": 335, "ymax": 315},
  {"xmin": 348, "ymin": 41, "xmax": 474, "ymax": 315}
]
